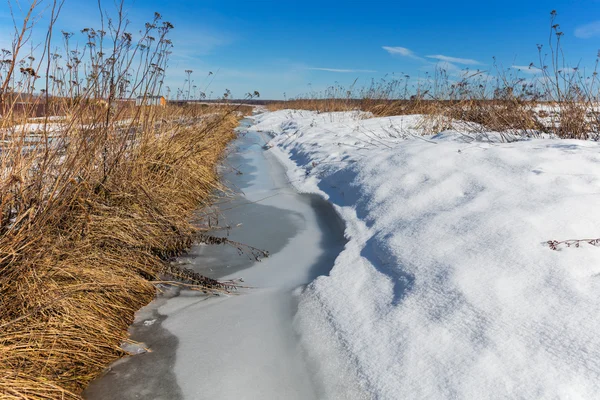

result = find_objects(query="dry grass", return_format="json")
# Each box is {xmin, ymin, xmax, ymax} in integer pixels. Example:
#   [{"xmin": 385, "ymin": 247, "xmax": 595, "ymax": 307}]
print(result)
[
  {"xmin": 0, "ymin": 106, "xmax": 241, "ymax": 399},
  {"xmin": 267, "ymin": 97, "xmax": 599, "ymax": 140},
  {"xmin": 0, "ymin": 2, "xmax": 248, "ymax": 398}
]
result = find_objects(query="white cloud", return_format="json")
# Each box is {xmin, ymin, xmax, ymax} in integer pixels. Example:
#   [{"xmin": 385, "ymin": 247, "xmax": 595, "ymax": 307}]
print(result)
[
  {"xmin": 575, "ymin": 21, "xmax": 600, "ymax": 38},
  {"xmin": 511, "ymin": 65, "xmax": 543, "ymax": 74},
  {"xmin": 382, "ymin": 46, "xmax": 424, "ymax": 61},
  {"xmin": 436, "ymin": 61, "xmax": 460, "ymax": 72},
  {"xmin": 418, "ymin": 60, "xmax": 460, "ymax": 75},
  {"xmin": 383, "ymin": 46, "xmax": 413, "ymax": 56},
  {"xmin": 426, "ymin": 54, "xmax": 481, "ymax": 65},
  {"xmin": 307, "ymin": 67, "xmax": 377, "ymax": 73}
]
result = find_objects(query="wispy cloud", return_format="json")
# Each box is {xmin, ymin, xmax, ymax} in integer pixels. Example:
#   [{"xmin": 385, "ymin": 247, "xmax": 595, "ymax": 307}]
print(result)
[
  {"xmin": 382, "ymin": 46, "xmax": 413, "ymax": 56},
  {"xmin": 512, "ymin": 65, "xmax": 542, "ymax": 74},
  {"xmin": 575, "ymin": 20, "xmax": 600, "ymax": 38},
  {"xmin": 435, "ymin": 61, "xmax": 460, "ymax": 72},
  {"xmin": 426, "ymin": 55, "xmax": 481, "ymax": 65},
  {"xmin": 382, "ymin": 46, "xmax": 424, "ymax": 61},
  {"xmin": 307, "ymin": 67, "xmax": 377, "ymax": 73}
]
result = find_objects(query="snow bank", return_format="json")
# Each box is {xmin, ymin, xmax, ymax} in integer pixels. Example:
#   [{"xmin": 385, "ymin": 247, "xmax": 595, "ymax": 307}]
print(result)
[{"xmin": 250, "ymin": 110, "xmax": 600, "ymax": 399}]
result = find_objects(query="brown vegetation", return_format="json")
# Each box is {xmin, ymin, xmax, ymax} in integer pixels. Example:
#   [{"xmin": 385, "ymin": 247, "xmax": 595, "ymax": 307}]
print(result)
[
  {"xmin": 0, "ymin": 107, "xmax": 240, "ymax": 399},
  {"xmin": 267, "ymin": 96, "xmax": 600, "ymax": 141},
  {"xmin": 0, "ymin": 2, "xmax": 247, "ymax": 399}
]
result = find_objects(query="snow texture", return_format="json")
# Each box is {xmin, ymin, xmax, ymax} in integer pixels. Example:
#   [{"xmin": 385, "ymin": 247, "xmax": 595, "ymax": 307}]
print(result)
[{"xmin": 249, "ymin": 109, "xmax": 600, "ymax": 400}]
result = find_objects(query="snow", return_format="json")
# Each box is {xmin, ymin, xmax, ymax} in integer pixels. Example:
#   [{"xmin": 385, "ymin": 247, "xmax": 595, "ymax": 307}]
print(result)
[{"xmin": 249, "ymin": 109, "xmax": 600, "ymax": 399}]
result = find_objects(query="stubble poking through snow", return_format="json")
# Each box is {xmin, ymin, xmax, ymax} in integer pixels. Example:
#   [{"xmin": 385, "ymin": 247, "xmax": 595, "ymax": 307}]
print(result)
[{"xmin": 250, "ymin": 110, "xmax": 600, "ymax": 399}]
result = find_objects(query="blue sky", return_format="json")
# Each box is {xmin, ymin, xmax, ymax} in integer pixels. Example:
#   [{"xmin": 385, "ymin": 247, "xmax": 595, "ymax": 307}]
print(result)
[{"xmin": 2, "ymin": 0, "xmax": 600, "ymax": 99}]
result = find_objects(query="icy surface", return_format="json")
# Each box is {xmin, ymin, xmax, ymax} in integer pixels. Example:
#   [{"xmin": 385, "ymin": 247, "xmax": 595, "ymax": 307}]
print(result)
[
  {"xmin": 159, "ymin": 128, "xmax": 350, "ymax": 399},
  {"xmin": 250, "ymin": 110, "xmax": 600, "ymax": 399}
]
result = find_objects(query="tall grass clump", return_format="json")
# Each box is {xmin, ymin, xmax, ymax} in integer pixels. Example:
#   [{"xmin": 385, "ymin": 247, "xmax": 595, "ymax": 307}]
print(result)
[{"xmin": 0, "ymin": 1, "xmax": 245, "ymax": 399}]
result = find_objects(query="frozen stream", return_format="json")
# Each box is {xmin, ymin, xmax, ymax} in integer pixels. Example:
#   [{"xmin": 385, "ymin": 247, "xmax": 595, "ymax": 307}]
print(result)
[{"xmin": 84, "ymin": 118, "xmax": 347, "ymax": 399}]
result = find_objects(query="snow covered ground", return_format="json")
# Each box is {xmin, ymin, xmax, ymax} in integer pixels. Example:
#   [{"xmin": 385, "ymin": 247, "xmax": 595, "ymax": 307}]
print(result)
[{"xmin": 249, "ymin": 110, "xmax": 600, "ymax": 399}]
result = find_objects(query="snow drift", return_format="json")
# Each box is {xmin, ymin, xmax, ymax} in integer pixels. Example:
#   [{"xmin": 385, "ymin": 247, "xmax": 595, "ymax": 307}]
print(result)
[{"xmin": 249, "ymin": 110, "xmax": 600, "ymax": 399}]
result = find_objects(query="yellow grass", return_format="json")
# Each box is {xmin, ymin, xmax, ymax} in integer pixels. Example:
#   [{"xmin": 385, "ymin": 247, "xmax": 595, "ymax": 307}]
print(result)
[{"xmin": 0, "ymin": 104, "xmax": 241, "ymax": 399}]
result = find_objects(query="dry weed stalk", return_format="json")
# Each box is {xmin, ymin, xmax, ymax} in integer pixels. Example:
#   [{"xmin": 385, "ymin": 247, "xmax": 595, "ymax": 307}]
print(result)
[{"xmin": 547, "ymin": 238, "xmax": 600, "ymax": 250}]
